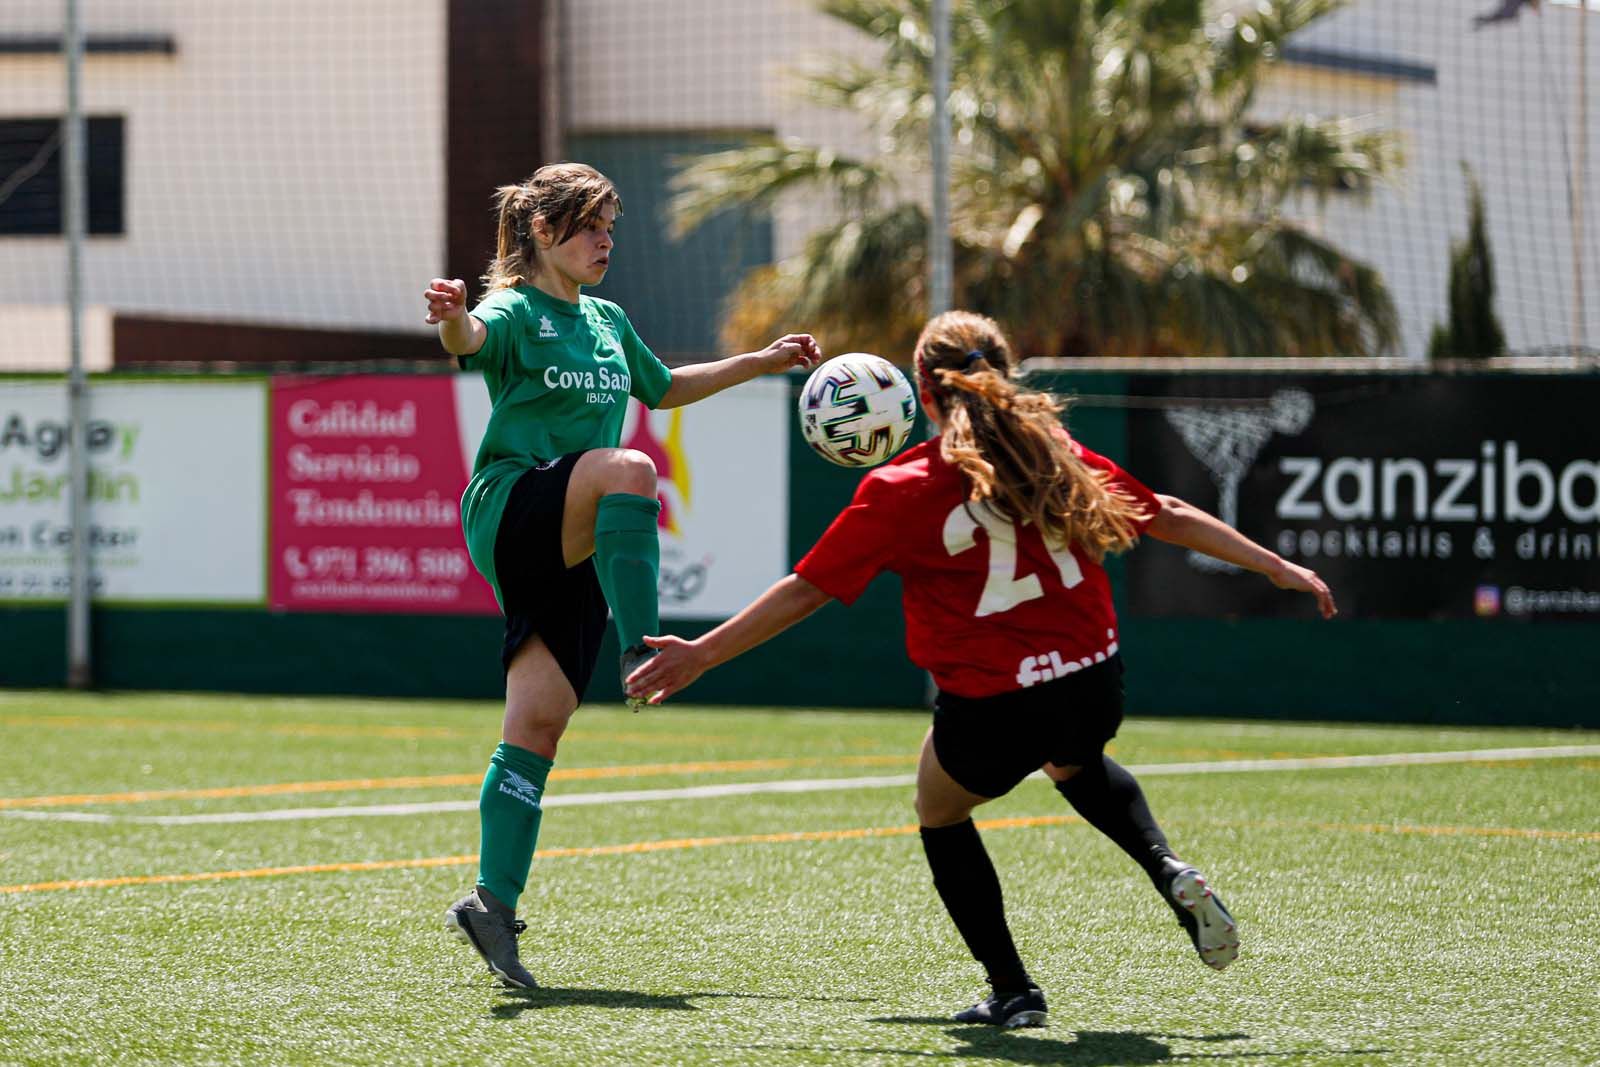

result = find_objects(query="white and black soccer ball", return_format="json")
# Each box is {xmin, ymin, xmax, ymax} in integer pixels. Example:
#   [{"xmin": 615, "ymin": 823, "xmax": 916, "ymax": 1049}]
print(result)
[{"xmin": 797, "ymin": 353, "xmax": 918, "ymax": 468}]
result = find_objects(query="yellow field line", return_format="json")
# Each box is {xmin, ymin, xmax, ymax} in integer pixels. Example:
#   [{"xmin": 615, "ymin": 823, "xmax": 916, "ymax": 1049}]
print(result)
[
  {"xmin": 0, "ymin": 755, "xmax": 916, "ymax": 810},
  {"xmin": 5, "ymin": 812, "xmax": 1596, "ymax": 896},
  {"xmin": 0, "ymin": 855, "xmax": 479, "ymax": 895},
  {"xmin": 0, "ymin": 775, "xmax": 482, "ymax": 809},
  {"xmin": 0, "ymin": 815, "xmax": 1069, "ymax": 895}
]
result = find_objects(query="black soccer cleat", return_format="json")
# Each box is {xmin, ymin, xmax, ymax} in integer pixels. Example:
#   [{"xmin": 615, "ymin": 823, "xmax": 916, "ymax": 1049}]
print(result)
[
  {"xmin": 444, "ymin": 886, "xmax": 538, "ymax": 989},
  {"xmin": 1161, "ymin": 859, "xmax": 1240, "ymax": 971},
  {"xmin": 953, "ymin": 985, "xmax": 1048, "ymax": 1028},
  {"xmin": 620, "ymin": 643, "xmax": 660, "ymax": 712}
]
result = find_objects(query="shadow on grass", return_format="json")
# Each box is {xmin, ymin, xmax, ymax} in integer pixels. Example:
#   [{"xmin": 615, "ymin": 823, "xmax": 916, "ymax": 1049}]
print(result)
[
  {"xmin": 491, "ymin": 987, "xmax": 874, "ymax": 1019},
  {"xmin": 703, "ymin": 1031, "xmax": 1210, "ymax": 1065},
  {"xmin": 707, "ymin": 1043, "xmax": 1395, "ymax": 1067},
  {"xmin": 841, "ymin": 1020, "xmax": 1389, "ymax": 1064},
  {"xmin": 492, "ymin": 986, "xmax": 699, "ymax": 1017},
  {"xmin": 936, "ymin": 1027, "xmax": 1234, "ymax": 1065}
]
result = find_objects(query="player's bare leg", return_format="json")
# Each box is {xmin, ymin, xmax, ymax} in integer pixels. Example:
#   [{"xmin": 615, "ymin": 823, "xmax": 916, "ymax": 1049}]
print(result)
[{"xmin": 446, "ymin": 638, "xmax": 576, "ymax": 988}]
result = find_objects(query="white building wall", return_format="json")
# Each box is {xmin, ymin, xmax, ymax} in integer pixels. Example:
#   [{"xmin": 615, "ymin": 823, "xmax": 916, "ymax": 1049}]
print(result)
[
  {"xmin": 0, "ymin": 0, "xmax": 446, "ymax": 361},
  {"xmin": 2, "ymin": 0, "xmax": 1590, "ymax": 365},
  {"xmin": 562, "ymin": 0, "xmax": 886, "ymax": 262},
  {"xmin": 1257, "ymin": 0, "xmax": 1599, "ymax": 357},
  {"xmin": 575, "ymin": 0, "xmax": 1599, "ymax": 359}
]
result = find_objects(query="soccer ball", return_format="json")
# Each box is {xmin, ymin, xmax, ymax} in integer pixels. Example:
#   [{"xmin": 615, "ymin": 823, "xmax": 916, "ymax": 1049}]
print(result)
[{"xmin": 797, "ymin": 353, "xmax": 918, "ymax": 468}]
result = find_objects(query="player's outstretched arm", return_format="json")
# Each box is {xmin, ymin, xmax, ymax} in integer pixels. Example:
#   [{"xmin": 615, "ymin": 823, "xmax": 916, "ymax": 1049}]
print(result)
[
  {"xmin": 424, "ymin": 277, "xmax": 486, "ymax": 356},
  {"xmin": 657, "ymin": 334, "xmax": 821, "ymax": 409},
  {"xmin": 625, "ymin": 573, "xmax": 833, "ymax": 703},
  {"xmin": 1145, "ymin": 493, "xmax": 1338, "ymax": 619}
]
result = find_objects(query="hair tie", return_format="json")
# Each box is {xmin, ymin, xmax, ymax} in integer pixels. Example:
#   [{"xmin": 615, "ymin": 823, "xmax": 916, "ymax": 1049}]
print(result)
[{"xmin": 964, "ymin": 349, "xmax": 987, "ymax": 369}]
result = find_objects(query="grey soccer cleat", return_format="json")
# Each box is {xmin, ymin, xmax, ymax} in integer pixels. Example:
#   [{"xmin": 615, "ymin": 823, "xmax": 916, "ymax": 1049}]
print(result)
[
  {"xmin": 1162, "ymin": 860, "xmax": 1240, "ymax": 971},
  {"xmin": 953, "ymin": 985, "xmax": 1048, "ymax": 1028},
  {"xmin": 620, "ymin": 643, "xmax": 660, "ymax": 712},
  {"xmin": 444, "ymin": 887, "xmax": 538, "ymax": 989}
]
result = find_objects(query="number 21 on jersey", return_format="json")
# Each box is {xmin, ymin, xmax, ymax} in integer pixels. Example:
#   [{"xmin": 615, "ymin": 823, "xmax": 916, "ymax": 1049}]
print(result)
[{"xmin": 942, "ymin": 501, "xmax": 1083, "ymax": 617}]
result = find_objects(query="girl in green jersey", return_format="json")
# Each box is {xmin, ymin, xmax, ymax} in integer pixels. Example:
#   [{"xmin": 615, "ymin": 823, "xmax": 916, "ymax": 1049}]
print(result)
[{"xmin": 424, "ymin": 162, "xmax": 819, "ymax": 988}]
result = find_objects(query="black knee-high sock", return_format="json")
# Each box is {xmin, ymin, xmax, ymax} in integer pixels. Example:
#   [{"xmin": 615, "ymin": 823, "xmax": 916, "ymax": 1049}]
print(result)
[
  {"xmin": 919, "ymin": 819, "xmax": 1032, "ymax": 992},
  {"xmin": 1055, "ymin": 756, "xmax": 1176, "ymax": 889}
]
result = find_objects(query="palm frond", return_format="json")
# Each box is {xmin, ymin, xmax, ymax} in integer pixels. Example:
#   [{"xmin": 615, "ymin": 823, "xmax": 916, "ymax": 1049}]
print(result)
[
  {"xmin": 1189, "ymin": 117, "xmax": 1402, "ymax": 211},
  {"xmin": 788, "ymin": 202, "xmax": 929, "ymax": 322},
  {"xmin": 717, "ymin": 204, "xmax": 931, "ymax": 360},
  {"xmin": 692, "ymin": 0, "xmax": 1404, "ymax": 360},
  {"xmin": 1155, "ymin": 256, "xmax": 1281, "ymax": 356},
  {"xmin": 1209, "ymin": 0, "xmax": 1347, "ymax": 103},
  {"xmin": 1229, "ymin": 220, "xmax": 1400, "ymax": 355},
  {"xmin": 667, "ymin": 140, "xmax": 893, "ymax": 240},
  {"xmin": 801, "ymin": 60, "xmax": 931, "ymax": 147}
]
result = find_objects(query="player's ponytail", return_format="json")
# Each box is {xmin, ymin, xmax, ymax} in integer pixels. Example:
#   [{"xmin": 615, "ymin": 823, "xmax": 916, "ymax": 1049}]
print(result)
[
  {"xmin": 481, "ymin": 163, "xmax": 622, "ymax": 295},
  {"xmin": 914, "ymin": 310, "xmax": 1147, "ymax": 562}
]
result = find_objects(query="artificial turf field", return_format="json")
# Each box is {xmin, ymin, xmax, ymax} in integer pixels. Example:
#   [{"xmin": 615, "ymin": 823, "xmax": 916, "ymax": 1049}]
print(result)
[{"xmin": 1, "ymin": 690, "xmax": 1597, "ymax": 1067}]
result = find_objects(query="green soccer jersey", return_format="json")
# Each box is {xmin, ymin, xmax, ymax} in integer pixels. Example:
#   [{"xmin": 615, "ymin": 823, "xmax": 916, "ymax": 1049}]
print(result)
[{"xmin": 457, "ymin": 284, "xmax": 673, "ymax": 607}]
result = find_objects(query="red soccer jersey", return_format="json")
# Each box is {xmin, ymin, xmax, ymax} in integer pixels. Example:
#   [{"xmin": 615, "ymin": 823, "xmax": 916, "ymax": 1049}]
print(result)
[{"xmin": 794, "ymin": 436, "xmax": 1162, "ymax": 698}]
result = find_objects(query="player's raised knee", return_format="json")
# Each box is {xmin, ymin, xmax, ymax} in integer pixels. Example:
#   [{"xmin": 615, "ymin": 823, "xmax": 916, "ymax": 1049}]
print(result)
[
  {"xmin": 591, "ymin": 447, "xmax": 657, "ymax": 497},
  {"xmin": 612, "ymin": 448, "xmax": 659, "ymax": 495}
]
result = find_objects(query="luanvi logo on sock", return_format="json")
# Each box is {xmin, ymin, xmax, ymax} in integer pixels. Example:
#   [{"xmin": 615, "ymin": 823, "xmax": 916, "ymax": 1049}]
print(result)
[{"xmin": 498, "ymin": 770, "xmax": 543, "ymax": 808}]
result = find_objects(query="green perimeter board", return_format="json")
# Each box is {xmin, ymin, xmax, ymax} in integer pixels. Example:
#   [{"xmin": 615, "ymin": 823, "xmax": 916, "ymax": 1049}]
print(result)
[{"xmin": 1118, "ymin": 615, "xmax": 1600, "ymax": 727}]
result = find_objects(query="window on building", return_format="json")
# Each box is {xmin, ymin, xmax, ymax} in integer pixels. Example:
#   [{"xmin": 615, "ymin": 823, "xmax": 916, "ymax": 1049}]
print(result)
[
  {"xmin": 565, "ymin": 132, "xmax": 773, "ymax": 362},
  {"xmin": 0, "ymin": 116, "xmax": 125, "ymax": 236}
]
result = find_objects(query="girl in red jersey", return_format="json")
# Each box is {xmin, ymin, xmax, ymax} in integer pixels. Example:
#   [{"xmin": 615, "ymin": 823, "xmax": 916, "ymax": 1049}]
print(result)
[{"xmin": 626, "ymin": 310, "xmax": 1336, "ymax": 1028}]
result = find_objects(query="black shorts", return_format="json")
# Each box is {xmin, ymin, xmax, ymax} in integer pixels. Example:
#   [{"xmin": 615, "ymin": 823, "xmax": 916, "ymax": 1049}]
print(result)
[
  {"xmin": 494, "ymin": 452, "xmax": 610, "ymax": 701},
  {"xmin": 931, "ymin": 655, "xmax": 1125, "ymax": 798}
]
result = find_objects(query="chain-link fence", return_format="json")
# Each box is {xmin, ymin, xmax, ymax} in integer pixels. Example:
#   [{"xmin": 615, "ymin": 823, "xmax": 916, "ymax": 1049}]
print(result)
[
  {"xmin": 3, "ymin": 0, "xmax": 1598, "ymax": 701},
  {"xmin": 1, "ymin": 0, "xmax": 1595, "ymax": 372}
]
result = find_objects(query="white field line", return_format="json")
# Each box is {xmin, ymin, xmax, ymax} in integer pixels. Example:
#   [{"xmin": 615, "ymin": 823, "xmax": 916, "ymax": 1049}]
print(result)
[
  {"xmin": 1125, "ymin": 744, "xmax": 1600, "ymax": 775},
  {"xmin": 13, "ymin": 775, "xmax": 923, "ymax": 825},
  {"xmin": 4, "ymin": 744, "xmax": 1598, "ymax": 826}
]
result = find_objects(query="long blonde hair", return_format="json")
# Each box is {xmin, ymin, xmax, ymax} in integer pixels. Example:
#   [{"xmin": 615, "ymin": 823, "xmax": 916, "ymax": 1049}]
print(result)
[
  {"xmin": 481, "ymin": 163, "xmax": 621, "ymax": 295},
  {"xmin": 914, "ymin": 311, "xmax": 1148, "ymax": 562}
]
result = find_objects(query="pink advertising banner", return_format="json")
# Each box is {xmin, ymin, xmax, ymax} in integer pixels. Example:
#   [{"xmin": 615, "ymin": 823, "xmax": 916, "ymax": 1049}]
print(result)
[{"xmin": 269, "ymin": 375, "xmax": 499, "ymax": 615}]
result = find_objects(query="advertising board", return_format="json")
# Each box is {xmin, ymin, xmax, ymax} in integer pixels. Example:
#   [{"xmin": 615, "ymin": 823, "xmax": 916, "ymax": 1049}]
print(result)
[
  {"xmin": 1124, "ymin": 375, "xmax": 1600, "ymax": 620},
  {"xmin": 269, "ymin": 374, "xmax": 791, "ymax": 619},
  {"xmin": 0, "ymin": 379, "xmax": 266, "ymax": 604}
]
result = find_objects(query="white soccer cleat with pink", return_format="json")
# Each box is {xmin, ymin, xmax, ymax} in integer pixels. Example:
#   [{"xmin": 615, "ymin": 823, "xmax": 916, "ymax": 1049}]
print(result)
[{"xmin": 1164, "ymin": 863, "xmax": 1240, "ymax": 971}]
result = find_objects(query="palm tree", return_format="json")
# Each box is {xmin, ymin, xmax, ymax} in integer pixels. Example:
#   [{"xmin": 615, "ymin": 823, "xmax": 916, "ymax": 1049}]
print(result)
[{"xmin": 670, "ymin": 0, "xmax": 1402, "ymax": 360}]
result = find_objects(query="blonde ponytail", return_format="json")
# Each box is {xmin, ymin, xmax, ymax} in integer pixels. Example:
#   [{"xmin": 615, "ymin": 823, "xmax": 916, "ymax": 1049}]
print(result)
[{"xmin": 915, "ymin": 311, "xmax": 1148, "ymax": 562}]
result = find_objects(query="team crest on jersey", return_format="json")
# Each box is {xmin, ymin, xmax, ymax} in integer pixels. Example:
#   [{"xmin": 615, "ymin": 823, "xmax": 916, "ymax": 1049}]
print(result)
[{"xmin": 538, "ymin": 315, "xmax": 558, "ymax": 339}]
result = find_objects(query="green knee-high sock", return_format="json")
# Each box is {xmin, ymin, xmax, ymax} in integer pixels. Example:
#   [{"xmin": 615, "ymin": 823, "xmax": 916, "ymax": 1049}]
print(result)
[
  {"xmin": 594, "ymin": 493, "xmax": 662, "ymax": 651},
  {"xmin": 476, "ymin": 742, "xmax": 553, "ymax": 912}
]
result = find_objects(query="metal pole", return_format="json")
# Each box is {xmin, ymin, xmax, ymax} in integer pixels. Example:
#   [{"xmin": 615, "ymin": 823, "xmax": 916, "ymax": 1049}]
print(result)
[
  {"xmin": 1575, "ymin": 1, "xmax": 1591, "ymax": 365},
  {"xmin": 929, "ymin": 0, "xmax": 952, "ymax": 316},
  {"xmin": 64, "ymin": 0, "xmax": 92, "ymax": 688},
  {"xmin": 924, "ymin": 0, "xmax": 953, "ymax": 708}
]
